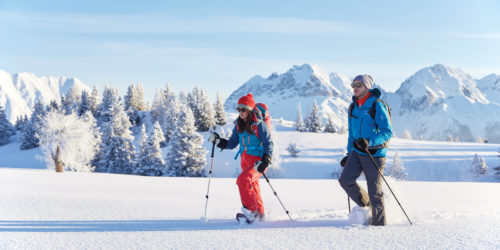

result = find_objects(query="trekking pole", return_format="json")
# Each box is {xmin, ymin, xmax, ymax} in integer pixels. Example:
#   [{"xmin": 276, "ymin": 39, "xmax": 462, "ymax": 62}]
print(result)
[
  {"xmin": 262, "ymin": 172, "xmax": 293, "ymax": 221},
  {"xmin": 365, "ymin": 149, "xmax": 413, "ymax": 225},
  {"xmin": 202, "ymin": 141, "xmax": 216, "ymax": 221}
]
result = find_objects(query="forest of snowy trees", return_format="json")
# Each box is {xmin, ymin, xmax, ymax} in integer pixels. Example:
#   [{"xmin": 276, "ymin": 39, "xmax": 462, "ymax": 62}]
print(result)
[{"xmin": 2, "ymin": 84, "xmax": 227, "ymax": 177}]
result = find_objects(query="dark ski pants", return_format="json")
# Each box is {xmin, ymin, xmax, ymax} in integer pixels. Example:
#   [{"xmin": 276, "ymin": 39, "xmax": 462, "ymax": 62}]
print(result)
[{"xmin": 339, "ymin": 150, "xmax": 386, "ymax": 226}]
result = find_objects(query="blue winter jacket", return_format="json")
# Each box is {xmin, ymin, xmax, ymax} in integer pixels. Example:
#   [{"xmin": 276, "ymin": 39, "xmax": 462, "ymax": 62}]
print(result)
[
  {"xmin": 226, "ymin": 119, "xmax": 273, "ymax": 159},
  {"xmin": 347, "ymin": 88, "xmax": 392, "ymax": 157}
]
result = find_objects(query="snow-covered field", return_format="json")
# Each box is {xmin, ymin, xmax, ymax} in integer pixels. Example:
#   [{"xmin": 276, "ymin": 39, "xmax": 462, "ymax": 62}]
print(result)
[{"xmin": 1, "ymin": 118, "xmax": 500, "ymax": 249}]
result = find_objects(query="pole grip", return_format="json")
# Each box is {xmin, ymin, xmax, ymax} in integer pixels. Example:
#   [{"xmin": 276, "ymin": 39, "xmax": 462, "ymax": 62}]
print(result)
[{"xmin": 211, "ymin": 141, "xmax": 215, "ymax": 158}]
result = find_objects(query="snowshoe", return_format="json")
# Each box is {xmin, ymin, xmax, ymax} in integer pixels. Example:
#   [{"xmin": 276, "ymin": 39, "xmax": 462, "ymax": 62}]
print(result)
[{"xmin": 236, "ymin": 212, "xmax": 254, "ymax": 224}]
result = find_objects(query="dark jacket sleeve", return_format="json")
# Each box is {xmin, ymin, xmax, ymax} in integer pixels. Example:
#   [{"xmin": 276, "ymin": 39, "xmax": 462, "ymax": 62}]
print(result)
[
  {"xmin": 225, "ymin": 126, "xmax": 239, "ymax": 150},
  {"xmin": 257, "ymin": 122, "xmax": 273, "ymax": 158}
]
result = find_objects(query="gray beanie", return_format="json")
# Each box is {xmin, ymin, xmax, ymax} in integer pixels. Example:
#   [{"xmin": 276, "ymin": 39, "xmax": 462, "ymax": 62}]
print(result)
[{"xmin": 353, "ymin": 75, "xmax": 374, "ymax": 89}]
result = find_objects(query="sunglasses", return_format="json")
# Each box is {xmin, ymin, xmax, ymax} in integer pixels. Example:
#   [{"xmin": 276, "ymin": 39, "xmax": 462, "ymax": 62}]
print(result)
[
  {"xmin": 351, "ymin": 82, "xmax": 364, "ymax": 88},
  {"xmin": 237, "ymin": 108, "xmax": 248, "ymax": 113}
]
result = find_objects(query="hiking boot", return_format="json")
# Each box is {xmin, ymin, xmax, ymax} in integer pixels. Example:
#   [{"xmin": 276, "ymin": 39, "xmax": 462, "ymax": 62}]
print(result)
[{"xmin": 241, "ymin": 207, "xmax": 258, "ymax": 223}]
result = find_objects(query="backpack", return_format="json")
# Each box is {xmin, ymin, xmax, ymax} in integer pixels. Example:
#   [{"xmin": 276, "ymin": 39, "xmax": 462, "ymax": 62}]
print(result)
[
  {"xmin": 348, "ymin": 99, "xmax": 391, "ymax": 130},
  {"xmin": 252, "ymin": 103, "xmax": 272, "ymax": 138}
]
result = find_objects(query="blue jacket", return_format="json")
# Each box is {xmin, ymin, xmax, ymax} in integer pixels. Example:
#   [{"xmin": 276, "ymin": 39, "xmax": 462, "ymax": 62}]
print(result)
[
  {"xmin": 226, "ymin": 119, "xmax": 273, "ymax": 159},
  {"xmin": 347, "ymin": 88, "xmax": 392, "ymax": 157}
]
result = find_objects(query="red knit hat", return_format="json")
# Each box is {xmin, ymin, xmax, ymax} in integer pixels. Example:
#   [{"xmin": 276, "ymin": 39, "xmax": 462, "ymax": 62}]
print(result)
[{"xmin": 237, "ymin": 93, "xmax": 256, "ymax": 110}]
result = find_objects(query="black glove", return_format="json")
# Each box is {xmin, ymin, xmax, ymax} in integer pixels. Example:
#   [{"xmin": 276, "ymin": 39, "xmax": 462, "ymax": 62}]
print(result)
[
  {"xmin": 340, "ymin": 155, "xmax": 349, "ymax": 167},
  {"xmin": 353, "ymin": 138, "xmax": 369, "ymax": 152},
  {"xmin": 256, "ymin": 154, "xmax": 271, "ymax": 173},
  {"xmin": 217, "ymin": 138, "xmax": 228, "ymax": 149}
]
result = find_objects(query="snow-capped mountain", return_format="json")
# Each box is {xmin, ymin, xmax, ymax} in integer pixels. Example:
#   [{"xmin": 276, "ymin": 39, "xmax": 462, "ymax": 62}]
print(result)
[
  {"xmin": 477, "ymin": 74, "xmax": 500, "ymax": 105},
  {"xmin": 386, "ymin": 64, "xmax": 500, "ymax": 143},
  {"xmin": 224, "ymin": 64, "xmax": 352, "ymax": 130},
  {"xmin": 0, "ymin": 70, "xmax": 91, "ymax": 122}
]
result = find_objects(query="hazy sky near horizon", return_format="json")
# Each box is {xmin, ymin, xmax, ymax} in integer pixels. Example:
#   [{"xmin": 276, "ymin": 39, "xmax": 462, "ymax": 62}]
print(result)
[{"xmin": 1, "ymin": 0, "xmax": 499, "ymax": 101}]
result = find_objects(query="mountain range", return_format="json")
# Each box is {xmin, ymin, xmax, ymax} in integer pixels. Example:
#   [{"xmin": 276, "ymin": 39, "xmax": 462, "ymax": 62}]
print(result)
[
  {"xmin": 1, "ymin": 64, "xmax": 499, "ymax": 143},
  {"xmin": 0, "ymin": 70, "xmax": 90, "ymax": 122},
  {"xmin": 224, "ymin": 64, "xmax": 500, "ymax": 143}
]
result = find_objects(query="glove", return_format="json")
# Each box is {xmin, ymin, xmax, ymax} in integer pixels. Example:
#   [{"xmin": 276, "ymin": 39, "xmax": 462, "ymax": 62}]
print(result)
[
  {"xmin": 255, "ymin": 154, "xmax": 271, "ymax": 173},
  {"xmin": 340, "ymin": 155, "xmax": 349, "ymax": 167},
  {"xmin": 217, "ymin": 138, "xmax": 228, "ymax": 149},
  {"xmin": 208, "ymin": 132, "xmax": 220, "ymax": 144},
  {"xmin": 353, "ymin": 138, "xmax": 369, "ymax": 152}
]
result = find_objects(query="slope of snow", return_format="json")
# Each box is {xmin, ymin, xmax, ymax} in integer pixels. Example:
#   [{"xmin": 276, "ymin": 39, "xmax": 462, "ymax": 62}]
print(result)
[
  {"xmin": 0, "ymin": 70, "xmax": 91, "ymax": 122},
  {"xmin": 1, "ymin": 167, "xmax": 499, "ymax": 249}
]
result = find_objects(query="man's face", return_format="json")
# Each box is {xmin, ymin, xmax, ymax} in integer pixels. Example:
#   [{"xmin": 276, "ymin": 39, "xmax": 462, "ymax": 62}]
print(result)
[{"xmin": 352, "ymin": 80, "xmax": 368, "ymax": 98}]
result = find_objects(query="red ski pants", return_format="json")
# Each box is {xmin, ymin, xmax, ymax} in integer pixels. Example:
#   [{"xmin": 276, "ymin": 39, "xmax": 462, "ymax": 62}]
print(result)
[{"xmin": 236, "ymin": 152, "xmax": 264, "ymax": 214}]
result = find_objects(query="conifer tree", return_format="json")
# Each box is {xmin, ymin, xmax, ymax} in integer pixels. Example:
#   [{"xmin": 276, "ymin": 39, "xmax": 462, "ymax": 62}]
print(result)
[
  {"xmin": 94, "ymin": 87, "xmax": 135, "ymax": 174},
  {"xmin": 0, "ymin": 104, "xmax": 15, "ymax": 145},
  {"xmin": 471, "ymin": 154, "xmax": 488, "ymax": 175},
  {"xmin": 214, "ymin": 92, "xmax": 226, "ymax": 125},
  {"xmin": 296, "ymin": 103, "xmax": 306, "ymax": 132},
  {"xmin": 187, "ymin": 87, "xmax": 215, "ymax": 131},
  {"xmin": 305, "ymin": 100, "xmax": 322, "ymax": 132},
  {"xmin": 88, "ymin": 85, "xmax": 101, "ymax": 117},
  {"xmin": 78, "ymin": 91, "xmax": 91, "ymax": 117},
  {"xmin": 20, "ymin": 101, "xmax": 45, "ymax": 150},
  {"xmin": 165, "ymin": 104, "xmax": 207, "ymax": 177},
  {"xmin": 135, "ymin": 122, "xmax": 166, "ymax": 176},
  {"xmin": 323, "ymin": 113, "xmax": 337, "ymax": 133},
  {"xmin": 386, "ymin": 152, "xmax": 408, "ymax": 180}
]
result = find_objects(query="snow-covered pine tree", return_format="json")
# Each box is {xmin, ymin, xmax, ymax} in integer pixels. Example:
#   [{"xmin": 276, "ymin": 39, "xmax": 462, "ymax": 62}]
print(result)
[
  {"xmin": 124, "ymin": 84, "xmax": 135, "ymax": 112},
  {"xmin": 19, "ymin": 101, "xmax": 45, "ymax": 150},
  {"xmin": 296, "ymin": 103, "xmax": 306, "ymax": 132},
  {"xmin": 96, "ymin": 86, "xmax": 119, "ymax": 125},
  {"xmin": 94, "ymin": 87, "xmax": 135, "ymax": 174},
  {"xmin": 0, "ymin": 104, "xmax": 15, "ymax": 145},
  {"xmin": 402, "ymin": 130, "xmax": 413, "ymax": 140},
  {"xmin": 14, "ymin": 116, "xmax": 26, "ymax": 131},
  {"xmin": 38, "ymin": 110, "xmax": 100, "ymax": 172},
  {"xmin": 88, "ymin": 85, "xmax": 101, "ymax": 117},
  {"xmin": 133, "ymin": 84, "xmax": 146, "ymax": 111},
  {"xmin": 286, "ymin": 142, "xmax": 300, "ymax": 157},
  {"xmin": 386, "ymin": 152, "xmax": 408, "ymax": 180},
  {"xmin": 161, "ymin": 86, "xmax": 180, "ymax": 144},
  {"xmin": 151, "ymin": 89, "xmax": 167, "ymax": 123},
  {"xmin": 187, "ymin": 86, "xmax": 215, "ymax": 131},
  {"xmin": 323, "ymin": 113, "xmax": 337, "ymax": 133},
  {"xmin": 165, "ymin": 103, "xmax": 207, "ymax": 177},
  {"xmin": 78, "ymin": 91, "xmax": 91, "ymax": 117},
  {"xmin": 305, "ymin": 100, "xmax": 322, "ymax": 132},
  {"xmin": 214, "ymin": 92, "xmax": 226, "ymax": 125},
  {"xmin": 471, "ymin": 154, "xmax": 488, "ymax": 175},
  {"xmin": 135, "ymin": 122, "xmax": 166, "ymax": 176}
]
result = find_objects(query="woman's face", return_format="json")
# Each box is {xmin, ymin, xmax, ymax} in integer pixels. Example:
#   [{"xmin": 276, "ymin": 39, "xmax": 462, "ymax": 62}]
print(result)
[{"xmin": 238, "ymin": 108, "xmax": 249, "ymax": 121}]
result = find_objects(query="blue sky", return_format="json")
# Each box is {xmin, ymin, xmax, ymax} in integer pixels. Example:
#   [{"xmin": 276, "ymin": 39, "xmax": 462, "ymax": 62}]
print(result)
[{"xmin": 1, "ymin": 0, "xmax": 499, "ymax": 101}]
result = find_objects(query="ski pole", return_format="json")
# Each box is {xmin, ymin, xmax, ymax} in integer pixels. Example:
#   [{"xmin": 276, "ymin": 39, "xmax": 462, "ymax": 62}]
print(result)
[
  {"xmin": 262, "ymin": 172, "xmax": 293, "ymax": 221},
  {"xmin": 202, "ymin": 140, "xmax": 216, "ymax": 220},
  {"xmin": 365, "ymin": 149, "xmax": 413, "ymax": 225}
]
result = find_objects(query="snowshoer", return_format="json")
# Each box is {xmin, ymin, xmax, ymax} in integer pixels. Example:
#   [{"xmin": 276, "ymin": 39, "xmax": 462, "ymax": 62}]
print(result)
[
  {"xmin": 208, "ymin": 93, "xmax": 273, "ymax": 224},
  {"xmin": 339, "ymin": 75, "xmax": 392, "ymax": 226}
]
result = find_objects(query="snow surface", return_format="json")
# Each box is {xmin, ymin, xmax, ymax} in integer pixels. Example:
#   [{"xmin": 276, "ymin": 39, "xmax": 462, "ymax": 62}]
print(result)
[{"xmin": 1, "ymin": 117, "xmax": 500, "ymax": 249}]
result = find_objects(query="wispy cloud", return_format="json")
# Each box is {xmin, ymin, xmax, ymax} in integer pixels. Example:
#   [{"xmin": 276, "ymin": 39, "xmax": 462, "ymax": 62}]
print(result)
[
  {"xmin": 1, "ymin": 11, "xmax": 353, "ymax": 34},
  {"xmin": 446, "ymin": 32, "xmax": 500, "ymax": 40}
]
